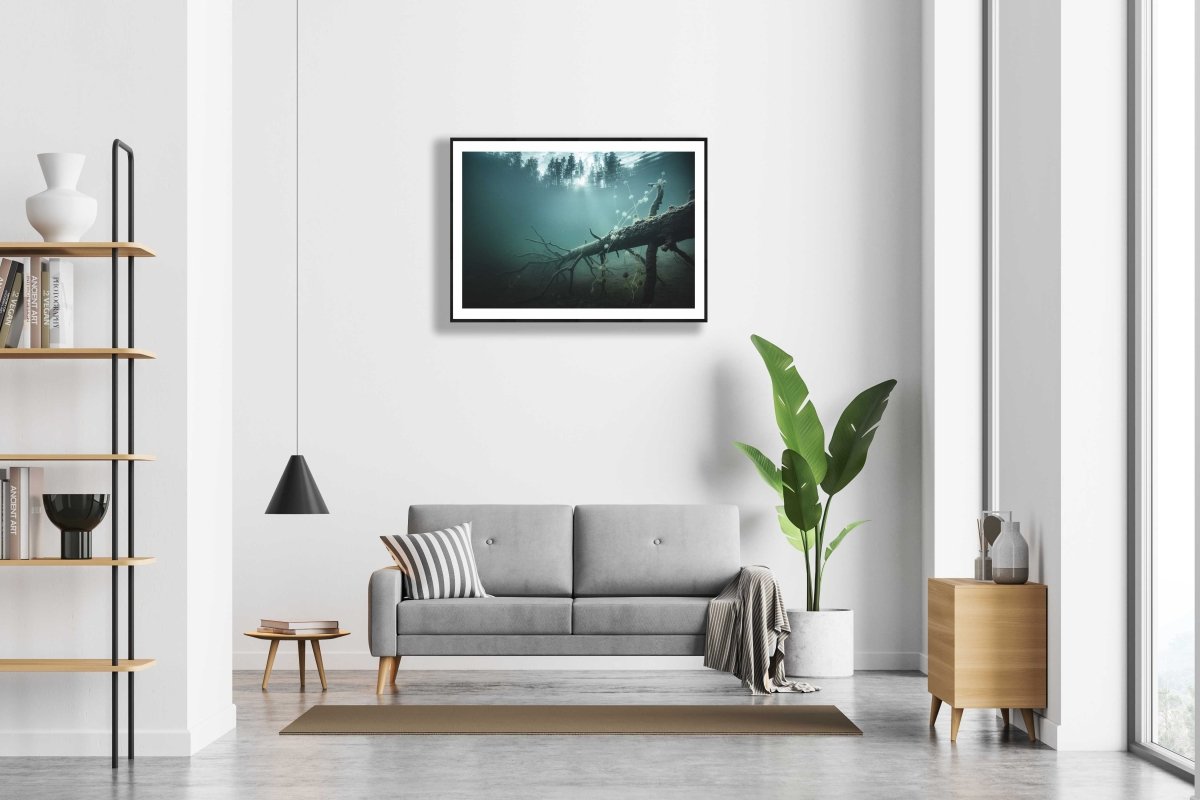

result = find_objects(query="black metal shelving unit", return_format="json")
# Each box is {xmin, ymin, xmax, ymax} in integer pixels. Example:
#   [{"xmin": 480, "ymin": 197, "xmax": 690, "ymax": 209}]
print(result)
[
  {"xmin": 111, "ymin": 138, "xmax": 138, "ymax": 769},
  {"xmin": 0, "ymin": 139, "xmax": 156, "ymax": 769}
]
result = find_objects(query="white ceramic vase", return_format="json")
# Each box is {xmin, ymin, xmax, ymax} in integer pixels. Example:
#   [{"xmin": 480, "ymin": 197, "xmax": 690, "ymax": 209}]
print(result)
[
  {"xmin": 784, "ymin": 608, "xmax": 854, "ymax": 677},
  {"xmin": 26, "ymin": 153, "xmax": 97, "ymax": 242},
  {"xmin": 991, "ymin": 520, "xmax": 1030, "ymax": 584}
]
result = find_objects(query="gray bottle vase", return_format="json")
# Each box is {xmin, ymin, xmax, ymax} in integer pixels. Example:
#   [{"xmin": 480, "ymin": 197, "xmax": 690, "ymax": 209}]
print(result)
[{"xmin": 991, "ymin": 521, "xmax": 1029, "ymax": 584}]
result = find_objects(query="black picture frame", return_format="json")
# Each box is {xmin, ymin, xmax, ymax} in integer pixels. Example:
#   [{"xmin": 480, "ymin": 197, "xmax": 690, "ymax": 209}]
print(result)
[{"xmin": 451, "ymin": 137, "xmax": 708, "ymax": 322}]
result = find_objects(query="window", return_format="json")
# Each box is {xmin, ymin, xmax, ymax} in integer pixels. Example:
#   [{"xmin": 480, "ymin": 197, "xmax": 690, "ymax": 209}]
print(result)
[{"xmin": 1132, "ymin": 0, "xmax": 1196, "ymax": 774}]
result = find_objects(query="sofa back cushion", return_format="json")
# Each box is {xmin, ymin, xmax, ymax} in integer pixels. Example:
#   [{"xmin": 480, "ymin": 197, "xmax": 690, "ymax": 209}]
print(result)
[
  {"xmin": 573, "ymin": 505, "xmax": 740, "ymax": 597},
  {"xmin": 408, "ymin": 505, "xmax": 573, "ymax": 597}
]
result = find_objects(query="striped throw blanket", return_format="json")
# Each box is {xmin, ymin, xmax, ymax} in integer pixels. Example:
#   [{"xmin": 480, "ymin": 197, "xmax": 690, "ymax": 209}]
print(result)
[{"xmin": 704, "ymin": 566, "xmax": 818, "ymax": 695}]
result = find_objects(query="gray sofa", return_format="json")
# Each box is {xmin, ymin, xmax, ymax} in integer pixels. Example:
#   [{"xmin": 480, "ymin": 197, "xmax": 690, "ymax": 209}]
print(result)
[{"xmin": 368, "ymin": 504, "xmax": 740, "ymax": 692}]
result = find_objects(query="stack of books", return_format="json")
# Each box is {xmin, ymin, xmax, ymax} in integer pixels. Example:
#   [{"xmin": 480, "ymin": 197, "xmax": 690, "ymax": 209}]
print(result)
[
  {"xmin": 0, "ymin": 468, "xmax": 45, "ymax": 559},
  {"xmin": 258, "ymin": 618, "xmax": 339, "ymax": 635},
  {"xmin": 0, "ymin": 257, "xmax": 75, "ymax": 349}
]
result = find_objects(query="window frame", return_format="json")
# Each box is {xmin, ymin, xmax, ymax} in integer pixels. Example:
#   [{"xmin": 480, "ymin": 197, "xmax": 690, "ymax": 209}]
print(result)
[{"xmin": 1128, "ymin": 0, "xmax": 1196, "ymax": 780}]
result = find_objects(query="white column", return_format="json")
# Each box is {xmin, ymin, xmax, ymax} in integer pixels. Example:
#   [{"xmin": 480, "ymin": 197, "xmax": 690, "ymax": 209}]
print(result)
[
  {"xmin": 1057, "ymin": 0, "xmax": 1128, "ymax": 751},
  {"xmin": 184, "ymin": 0, "xmax": 236, "ymax": 753},
  {"xmin": 920, "ymin": 0, "xmax": 985, "ymax": 672}
]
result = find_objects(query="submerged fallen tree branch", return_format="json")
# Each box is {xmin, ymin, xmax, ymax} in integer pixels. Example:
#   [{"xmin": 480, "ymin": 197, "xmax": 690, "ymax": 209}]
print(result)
[{"xmin": 516, "ymin": 200, "xmax": 696, "ymax": 306}]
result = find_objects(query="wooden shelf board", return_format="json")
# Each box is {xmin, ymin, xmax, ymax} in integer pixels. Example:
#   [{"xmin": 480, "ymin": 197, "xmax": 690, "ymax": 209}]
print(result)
[
  {"xmin": 0, "ymin": 348, "xmax": 156, "ymax": 360},
  {"xmin": 0, "ymin": 453, "xmax": 155, "ymax": 462},
  {"xmin": 0, "ymin": 557, "xmax": 156, "ymax": 567},
  {"xmin": 244, "ymin": 629, "xmax": 350, "ymax": 641},
  {"xmin": 0, "ymin": 242, "xmax": 155, "ymax": 258},
  {"xmin": 0, "ymin": 658, "xmax": 156, "ymax": 673}
]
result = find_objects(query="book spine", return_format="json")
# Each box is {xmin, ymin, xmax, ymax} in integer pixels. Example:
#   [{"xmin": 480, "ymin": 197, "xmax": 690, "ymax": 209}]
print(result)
[
  {"xmin": 40, "ymin": 260, "xmax": 50, "ymax": 347},
  {"xmin": 0, "ymin": 259, "xmax": 12, "ymax": 329},
  {"xmin": 5, "ymin": 468, "xmax": 21, "ymax": 559},
  {"xmin": 26, "ymin": 468, "xmax": 43, "ymax": 559},
  {"xmin": 48, "ymin": 260, "xmax": 61, "ymax": 347},
  {"xmin": 24, "ymin": 258, "xmax": 40, "ymax": 348},
  {"xmin": 1, "ymin": 264, "xmax": 24, "ymax": 348},
  {"xmin": 0, "ymin": 472, "xmax": 7, "ymax": 560},
  {"xmin": 16, "ymin": 467, "xmax": 31, "ymax": 559},
  {"xmin": 0, "ymin": 260, "xmax": 19, "ymax": 346},
  {"xmin": 57, "ymin": 261, "xmax": 74, "ymax": 348}
]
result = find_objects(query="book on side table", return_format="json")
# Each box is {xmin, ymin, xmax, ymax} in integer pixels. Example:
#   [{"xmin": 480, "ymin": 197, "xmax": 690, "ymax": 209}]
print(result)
[{"xmin": 258, "ymin": 618, "xmax": 339, "ymax": 635}]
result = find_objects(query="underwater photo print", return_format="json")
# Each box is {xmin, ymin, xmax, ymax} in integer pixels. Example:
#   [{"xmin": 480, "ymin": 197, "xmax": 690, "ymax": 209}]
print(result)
[{"xmin": 451, "ymin": 139, "xmax": 707, "ymax": 321}]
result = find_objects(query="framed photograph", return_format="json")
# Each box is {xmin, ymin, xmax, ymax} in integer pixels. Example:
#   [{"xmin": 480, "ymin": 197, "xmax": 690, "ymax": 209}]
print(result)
[{"xmin": 451, "ymin": 138, "xmax": 707, "ymax": 322}]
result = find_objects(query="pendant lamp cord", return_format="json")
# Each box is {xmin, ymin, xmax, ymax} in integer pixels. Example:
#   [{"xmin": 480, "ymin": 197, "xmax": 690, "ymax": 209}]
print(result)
[{"xmin": 295, "ymin": 0, "xmax": 301, "ymax": 456}]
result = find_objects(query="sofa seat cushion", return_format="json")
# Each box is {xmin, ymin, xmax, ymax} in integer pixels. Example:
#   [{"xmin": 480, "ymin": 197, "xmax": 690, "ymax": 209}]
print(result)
[
  {"xmin": 572, "ymin": 596, "xmax": 711, "ymax": 635},
  {"xmin": 397, "ymin": 597, "xmax": 572, "ymax": 636}
]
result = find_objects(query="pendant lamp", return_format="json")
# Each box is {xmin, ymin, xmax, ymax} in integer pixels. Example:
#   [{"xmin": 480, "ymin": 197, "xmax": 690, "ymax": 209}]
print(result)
[{"xmin": 266, "ymin": 0, "xmax": 329, "ymax": 515}]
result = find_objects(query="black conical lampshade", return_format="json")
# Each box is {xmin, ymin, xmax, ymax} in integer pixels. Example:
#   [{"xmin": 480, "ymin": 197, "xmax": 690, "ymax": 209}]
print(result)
[{"xmin": 265, "ymin": 455, "xmax": 329, "ymax": 514}]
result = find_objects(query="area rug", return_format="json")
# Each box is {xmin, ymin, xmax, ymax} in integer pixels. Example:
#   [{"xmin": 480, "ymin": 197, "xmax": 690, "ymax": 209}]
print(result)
[{"xmin": 280, "ymin": 704, "xmax": 862, "ymax": 736}]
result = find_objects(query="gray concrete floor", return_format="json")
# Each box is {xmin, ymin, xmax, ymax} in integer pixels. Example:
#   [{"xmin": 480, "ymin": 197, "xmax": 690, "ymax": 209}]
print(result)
[{"xmin": 0, "ymin": 669, "xmax": 1192, "ymax": 799}]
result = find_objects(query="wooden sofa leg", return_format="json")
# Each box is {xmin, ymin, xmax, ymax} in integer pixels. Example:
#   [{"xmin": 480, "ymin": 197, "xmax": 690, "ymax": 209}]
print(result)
[
  {"xmin": 376, "ymin": 656, "xmax": 397, "ymax": 694},
  {"xmin": 390, "ymin": 655, "xmax": 400, "ymax": 686}
]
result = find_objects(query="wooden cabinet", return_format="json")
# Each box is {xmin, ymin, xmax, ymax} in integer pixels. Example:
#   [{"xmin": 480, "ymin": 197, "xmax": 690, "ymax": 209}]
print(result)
[{"xmin": 927, "ymin": 578, "xmax": 1047, "ymax": 742}]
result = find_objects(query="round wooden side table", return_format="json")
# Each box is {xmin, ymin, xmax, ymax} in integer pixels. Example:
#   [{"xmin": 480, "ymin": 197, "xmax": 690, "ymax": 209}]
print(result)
[{"xmin": 243, "ymin": 630, "xmax": 350, "ymax": 691}]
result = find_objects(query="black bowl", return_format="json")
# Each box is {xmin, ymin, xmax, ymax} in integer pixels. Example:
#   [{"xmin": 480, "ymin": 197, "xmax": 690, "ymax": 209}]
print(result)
[{"xmin": 42, "ymin": 494, "xmax": 110, "ymax": 533}]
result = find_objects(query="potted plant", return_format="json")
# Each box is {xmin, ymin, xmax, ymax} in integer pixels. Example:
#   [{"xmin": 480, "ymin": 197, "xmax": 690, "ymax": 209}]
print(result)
[{"xmin": 735, "ymin": 334, "xmax": 896, "ymax": 677}]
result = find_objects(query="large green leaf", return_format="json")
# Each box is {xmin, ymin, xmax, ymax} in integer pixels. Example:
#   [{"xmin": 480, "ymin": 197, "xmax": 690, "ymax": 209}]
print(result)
[
  {"xmin": 751, "ymin": 335, "xmax": 827, "ymax": 483},
  {"xmin": 821, "ymin": 379, "xmax": 897, "ymax": 496},
  {"xmin": 777, "ymin": 505, "xmax": 814, "ymax": 552},
  {"xmin": 823, "ymin": 520, "xmax": 868, "ymax": 561},
  {"xmin": 781, "ymin": 448, "xmax": 822, "ymax": 534},
  {"xmin": 734, "ymin": 442, "xmax": 782, "ymax": 497}
]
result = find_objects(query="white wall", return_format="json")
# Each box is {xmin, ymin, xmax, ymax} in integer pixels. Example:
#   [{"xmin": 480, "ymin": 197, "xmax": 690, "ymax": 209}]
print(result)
[
  {"xmin": 991, "ymin": 0, "xmax": 1128, "ymax": 750},
  {"xmin": 233, "ymin": 0, "xmax": 926, "ymax": 671},
  {"xmin": 995, "ymin": 0, "xmax": 1064, "ymax": 741},
  {"xmin": 0, "ymin": 0, "xmax": 233, "ymax": 756}
]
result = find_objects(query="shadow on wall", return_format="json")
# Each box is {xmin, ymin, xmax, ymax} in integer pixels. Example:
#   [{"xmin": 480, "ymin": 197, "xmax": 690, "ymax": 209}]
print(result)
[
  {"xmin": 702, "ymin": 356, "xmax": 746, "ymax": 490},
  {"xmin": 703, "ymin": 355, "xmax": 775, "ymax": 551},
  {"xmin": 429, "ymin": 138, "xmax": 704, "ymax": 337}
]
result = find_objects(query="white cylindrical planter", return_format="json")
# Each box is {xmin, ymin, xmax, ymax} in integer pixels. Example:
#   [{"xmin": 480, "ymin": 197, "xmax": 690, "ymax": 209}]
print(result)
[{"xmin": 784, "ymin": 609, "xmax": 854, "ymax": 677}]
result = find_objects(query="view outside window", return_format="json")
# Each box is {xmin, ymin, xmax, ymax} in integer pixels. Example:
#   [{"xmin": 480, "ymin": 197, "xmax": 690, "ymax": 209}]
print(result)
[{"xmin": 1148, "ymin": 0, "xmax": 1195, "ymax": 764}]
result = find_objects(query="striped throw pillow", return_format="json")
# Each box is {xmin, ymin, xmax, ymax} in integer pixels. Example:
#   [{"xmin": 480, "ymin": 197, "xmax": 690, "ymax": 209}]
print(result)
[{"xmin": 380, "ymin": 523, "xmax": 489, "ymax": 600}]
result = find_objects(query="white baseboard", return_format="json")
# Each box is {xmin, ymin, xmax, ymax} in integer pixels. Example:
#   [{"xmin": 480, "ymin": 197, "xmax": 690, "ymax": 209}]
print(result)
[
  {"xmin": 1031, "ymin": 712, "xmax": 1058, "ymax": 749},
  {"xmin": 234, "ymin": 649, "xmax": 924, "ymax": 672},
  {"xmin": 0, "ymin": 703, "xmax": 236, "ymax": 757},
  {"xmin": 0, "ymin": 729, "xmax": 188, "ymax": 757},
  {"xmin": 1005, "ymin": 709, "xmax": 1058, "ymax": 750},
  {"xmin": 188, "ymin": 703, "xmax": 237, "ymax": 755},
  {"xmin": 234, "ymin": 650, "xmax": 708, "ymax": 671},
  {"xmin": 854, "ymin": 651, "xmax": 923, "ymax": 671}
]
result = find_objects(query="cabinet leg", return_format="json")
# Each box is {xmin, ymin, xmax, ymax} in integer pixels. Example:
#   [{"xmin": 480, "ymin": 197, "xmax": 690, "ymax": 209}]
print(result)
[
  {"xmin": 950, "ymin": 707, "xmax": 964, "ymax": 742},
  {"xmin": 377, "ymin": 656, "xmax": 397, "ymax": 694},
  {"xmin": 261, "ymin": 640, "xmax": 279, "ymax": 690},
  {"xmin": 929, "ymin": 695, "xmax": 943, "ymax": 726},
  {"xmin": 312, "ymin": 640, "xmax": 328, "ymax": 690},
  {"xmin": 1001, "ymin": 708, "xmax": 1010, "ymax": 729},
  {"xmin": 1020, "ymin": 708, "xmax": 1037, "ymax": 743},
  {"xmin": 298, "ymin": 640, "xmax": 306, "ymax": 690}
]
